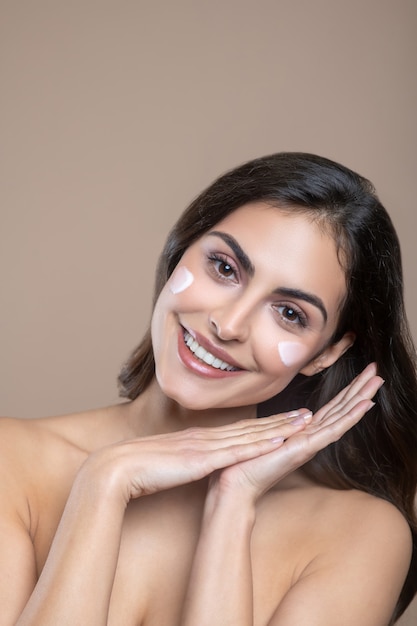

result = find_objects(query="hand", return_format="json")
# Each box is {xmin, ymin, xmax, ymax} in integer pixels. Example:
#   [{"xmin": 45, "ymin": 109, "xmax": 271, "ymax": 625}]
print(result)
[
  {"xmin": 79, "ymin": 410, "xmax": 314, "ymax": 504},
  {"xmin": 213, "ymin": 363, "xmax": 384, "ymax": 501}
]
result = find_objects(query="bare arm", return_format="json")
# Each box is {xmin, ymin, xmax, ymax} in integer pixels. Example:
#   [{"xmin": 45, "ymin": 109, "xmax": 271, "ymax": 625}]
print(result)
[
  {"xmin": 15, "ymin": 467, "xmax": 125, "ymax": 626},
  {"xmin": 0, "ymin": 413, "xmax": 307, "ymax": 625},
  {"xmin": 182, "ymin": 482, "xmax": 257, "ymax": 626},
  {"xmin": 183, "ymin": 476, "xmax": 411, "ymax": 626},
  {"xmin": 182, "ymin": 365, "xmax": 400, "ymax": 626}
]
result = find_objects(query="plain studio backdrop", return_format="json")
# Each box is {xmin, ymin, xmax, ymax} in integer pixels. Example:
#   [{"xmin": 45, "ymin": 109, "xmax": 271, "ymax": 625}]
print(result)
[{"xmin": 1, "ymin": 2, "xmax": 416, "ymax": 623}]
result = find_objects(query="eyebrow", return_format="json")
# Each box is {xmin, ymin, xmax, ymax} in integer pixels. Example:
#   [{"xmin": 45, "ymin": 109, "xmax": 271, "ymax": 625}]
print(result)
[
  {"xmin": 208, "ymin": 231, "xmax": 255, "ymax": 276},
  {"xmin": 207, "ymin": 230, "xmax": 328, "ymax": 323},
  {"xmin": 272, "ymin": 287, "xmax": 328, "ymax": 324}
]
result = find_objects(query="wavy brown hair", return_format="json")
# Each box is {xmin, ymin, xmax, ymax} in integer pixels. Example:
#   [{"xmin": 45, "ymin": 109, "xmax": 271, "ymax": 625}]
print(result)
[{"xmin": 118, "ymin": 153, "xmax": 417, "ymax": 621}]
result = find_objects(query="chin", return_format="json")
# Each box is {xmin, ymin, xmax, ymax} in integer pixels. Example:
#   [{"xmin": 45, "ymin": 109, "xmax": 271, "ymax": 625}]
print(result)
[
  {"xmin": 162, "ymin": 384, "xmax": 220, "ymax": 411},
  {"xmin": 174, "ymin": 396, "xmax": 215, "ymax": 411},
  {"xmin": 158, "ymin": 378, "xmax": 235, "ymax": 412},
  {"xmin": 155, "ymin": 370, "xmax": 207, "ymax": 411}
]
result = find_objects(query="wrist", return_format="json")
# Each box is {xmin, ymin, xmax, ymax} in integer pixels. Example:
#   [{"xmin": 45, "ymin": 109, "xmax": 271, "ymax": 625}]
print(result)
[
  {"xmin": 209, "ymin": 468, "xmax": 261, "ymax": 505},
  {"xmin": 205, "ymin": 476, "xmax": 257, "ymax": 524},
  {"xmin": 74, "ymin": 447, "xmax": 131, "ymax": 510}
]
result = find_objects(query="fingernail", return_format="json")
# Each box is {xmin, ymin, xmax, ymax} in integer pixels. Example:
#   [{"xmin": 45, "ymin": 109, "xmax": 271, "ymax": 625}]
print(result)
[
  {"xmin": 367, "ymin": 401, "xmax": 376, "ymax": 410},
  {"xmin": 303, "ymin": 411, "xmax": 313, "ymax": 423},
  {"xmin": 271, "ymin": 436, "xmax": 285, "ymax": 444},
  {"xmin": 287, "ymin": 409, "xmax": 312, "ymax": 419},
  {"xmin": 291, "ymin": 411, "xmax": 313, "ymax": 425}
]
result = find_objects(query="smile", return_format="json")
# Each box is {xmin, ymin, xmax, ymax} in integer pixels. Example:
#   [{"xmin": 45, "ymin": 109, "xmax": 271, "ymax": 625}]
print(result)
[{"xmin": 183, "ymin": 331, "xmax": 239, "ymax": 371}]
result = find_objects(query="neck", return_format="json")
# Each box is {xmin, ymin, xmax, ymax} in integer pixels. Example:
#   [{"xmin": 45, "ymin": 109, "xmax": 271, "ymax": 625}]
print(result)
[{"xmin": 126, "ymin": 377, "xmax": 257, "ymax": 436}]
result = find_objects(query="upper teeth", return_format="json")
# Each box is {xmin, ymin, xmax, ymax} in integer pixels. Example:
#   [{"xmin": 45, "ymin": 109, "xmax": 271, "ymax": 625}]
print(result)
[{"xmin": 183, "ymin": 331, "xmax": 238, "ymax": 371}]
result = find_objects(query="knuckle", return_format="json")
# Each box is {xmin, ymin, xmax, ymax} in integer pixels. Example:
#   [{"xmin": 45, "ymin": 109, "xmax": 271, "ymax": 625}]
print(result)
[
  {"xmin": 242, "ymin": 431, "xmax": 258, "ymax": 443},
  {"xmin": 326, "ymin": 422, "xmax": 344, "ymax": 442},
  {"xmin": 231, "ymin": 446, "xmax": 248, "ymax": 462}
]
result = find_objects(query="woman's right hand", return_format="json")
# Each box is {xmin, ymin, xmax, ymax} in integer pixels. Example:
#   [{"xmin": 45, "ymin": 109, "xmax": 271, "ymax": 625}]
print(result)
[{"xmin": 79, "ymin": 411, "xmax": 312, "ymax": 505}]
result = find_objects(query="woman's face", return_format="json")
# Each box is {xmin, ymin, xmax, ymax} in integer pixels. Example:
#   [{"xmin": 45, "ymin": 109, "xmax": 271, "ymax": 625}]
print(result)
[{"xmin": 151, "ymin": 203, "xmax": 351, "ymax": 411}]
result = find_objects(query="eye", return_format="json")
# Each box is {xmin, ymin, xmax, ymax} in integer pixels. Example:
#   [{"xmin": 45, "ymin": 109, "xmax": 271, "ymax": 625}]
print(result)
[
  {"xmin": 207, "ymin": 253, "xmax": 239, "ymax": 282},
  {"xmin": 274, "ymin": 304, "xmax": 307, "ymax": 328}
]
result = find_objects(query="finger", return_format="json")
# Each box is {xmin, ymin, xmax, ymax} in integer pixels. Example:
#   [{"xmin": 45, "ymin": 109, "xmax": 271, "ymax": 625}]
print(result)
[
  {"xmin": 186, "ymin": 409, "xmax": 313, "ymax": 440},
  {"xmin": 201, "ymin": 433, "xmax": 291, "ymax": 469},
  {"xmin": 182, "ymin": 415, "xmax": 312, "ymax": 451},
  {"xmin": 312, "ymin": 363, "xmax": 379, "ymax": 423},
  {"xmin": 315, "ymin": 363, "xmax": 377, "ymax": 414},
  {"xmin": 273, "ymin": 397, "xmax": 375, "ymax": 475},
  {"xmin": 224, "ymin": 397, "xmax": 376, "ymax": 494},
  {"xmin": 304, "ymin": 397, "xmax": 374, "ymax": 447},
  {"xmin": 315, "ymin": 375, "xmax": 383, "ymax": 427}
]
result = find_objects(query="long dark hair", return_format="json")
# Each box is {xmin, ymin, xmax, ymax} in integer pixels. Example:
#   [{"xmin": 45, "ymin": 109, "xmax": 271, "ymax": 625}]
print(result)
[{"xmin": 118, "ymin": 153, "xmax": 417, "ymax": 620}]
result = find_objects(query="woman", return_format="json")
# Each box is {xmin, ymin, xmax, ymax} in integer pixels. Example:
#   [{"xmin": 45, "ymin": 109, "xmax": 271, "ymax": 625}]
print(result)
[{"xmin": 1, "ymin": 153, "xmax": 416, "ymax": 625}]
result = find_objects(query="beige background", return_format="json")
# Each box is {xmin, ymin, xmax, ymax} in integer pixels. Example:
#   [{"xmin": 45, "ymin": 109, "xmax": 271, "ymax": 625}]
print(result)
[{"xmin": 1, "ymin": 1, "xmax": 416, "ymax": 622}]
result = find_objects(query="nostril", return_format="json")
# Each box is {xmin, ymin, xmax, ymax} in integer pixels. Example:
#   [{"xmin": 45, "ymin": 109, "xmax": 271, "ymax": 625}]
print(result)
[
  {"xmin": 209, "ymin": 309, "xmax": 251, "ymax": 342},
  {"xmin": 209, "ymin": 316, "xmax": 220, "ymax": 333}
]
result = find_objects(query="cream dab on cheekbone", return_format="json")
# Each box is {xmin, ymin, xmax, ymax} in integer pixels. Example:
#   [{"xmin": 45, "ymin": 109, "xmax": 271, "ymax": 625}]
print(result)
[
  {"xmin": 169, "ymin": 266, "xmax": 194, "ymax": 294},
  {"xmin": 278, "ymin": 341, "xmax": 308, "ymax": 368}
]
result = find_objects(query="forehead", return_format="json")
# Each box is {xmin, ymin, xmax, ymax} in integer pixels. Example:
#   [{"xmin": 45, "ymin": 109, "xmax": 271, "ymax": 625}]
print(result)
[
  {"xmin": 213, "ymin": 201, "xmax": 331, "ymax": 235},
  {"xmin": 204, "ymin": 202, "xmax": 347, "ymax": 320}
]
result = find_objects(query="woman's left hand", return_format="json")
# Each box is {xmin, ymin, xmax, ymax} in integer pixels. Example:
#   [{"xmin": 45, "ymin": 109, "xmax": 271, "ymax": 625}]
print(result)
[{"xmin": 214, "ymin": 363, "xmax": 384, "ymax": 501}]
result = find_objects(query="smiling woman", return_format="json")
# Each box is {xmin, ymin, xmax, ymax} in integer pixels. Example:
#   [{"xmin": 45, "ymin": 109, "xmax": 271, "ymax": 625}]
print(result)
[
  {"xmin": 151, "ymin": 204, "xmax": 350, "ymax": 411},
  {"xmin": 1, "ymin": 153, "xmax": 416, "ymax": 625}
]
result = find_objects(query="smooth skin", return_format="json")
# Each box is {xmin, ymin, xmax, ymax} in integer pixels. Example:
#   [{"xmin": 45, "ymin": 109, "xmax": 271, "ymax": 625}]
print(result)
[
  {"xmin": 0, "ymin": 367, "xmax": 409, "ymax": 626},
  {"xmin": 0, "ymin": 205, "xmax": 412, "ymax": 625}
]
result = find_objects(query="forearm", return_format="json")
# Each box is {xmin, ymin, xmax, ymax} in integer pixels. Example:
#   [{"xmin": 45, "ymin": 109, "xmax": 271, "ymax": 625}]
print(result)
[
  {"xmin": 182, "ymin": 482, "xmax": 256, "ymax": 626},
  {"xmin": 16, "ymin": 463, "xmax": 126, "ymax": 626}
]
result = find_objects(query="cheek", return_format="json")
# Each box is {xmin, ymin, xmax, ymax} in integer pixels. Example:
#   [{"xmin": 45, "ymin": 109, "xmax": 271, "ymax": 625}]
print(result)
[
  {"xmin": 278, "ymin": 341, "xmax": 310, "ymax": 368},
  {"xmin": 169, "ymin": 266, "xmax": 194, "ymax": 294}
]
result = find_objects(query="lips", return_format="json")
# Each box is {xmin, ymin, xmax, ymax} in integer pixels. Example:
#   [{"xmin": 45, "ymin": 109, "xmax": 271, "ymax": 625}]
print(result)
[
  {"xmin": 177, "ymin": 326, "xmax": 245, "ymax": 377},
  {"xmin": 183, "ymin": 330, "xmax": 238, "ymax": 371}
]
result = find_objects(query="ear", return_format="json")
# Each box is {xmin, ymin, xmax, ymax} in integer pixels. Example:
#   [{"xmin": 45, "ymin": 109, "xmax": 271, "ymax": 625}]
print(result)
[{"xmin": 300, "ymin": 331, "xmax": 356, "ymax": 377}]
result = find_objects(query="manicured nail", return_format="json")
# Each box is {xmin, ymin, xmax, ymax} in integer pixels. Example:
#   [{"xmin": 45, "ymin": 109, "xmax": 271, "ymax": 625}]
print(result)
[{"xmin": 291, "ymin": 411, "xmax": 313, "ymax": 425}]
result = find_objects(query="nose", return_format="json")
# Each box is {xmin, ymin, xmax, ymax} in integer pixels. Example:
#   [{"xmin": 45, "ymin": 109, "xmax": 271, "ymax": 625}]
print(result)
[{"xmin": 209, "ymin": 298, "xmax": 253, "ymax": 342}]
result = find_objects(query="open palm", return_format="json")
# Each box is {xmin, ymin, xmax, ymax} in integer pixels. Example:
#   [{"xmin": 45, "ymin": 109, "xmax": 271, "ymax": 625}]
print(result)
[{"xmin": 215, "ymin": 363, "xmax": 383, "ymax": 500}]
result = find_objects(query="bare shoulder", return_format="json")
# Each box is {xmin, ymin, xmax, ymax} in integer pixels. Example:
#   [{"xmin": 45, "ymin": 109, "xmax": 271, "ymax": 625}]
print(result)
[
  {"xmin": 321, "ymin": 486, "xmax": 411, "ymax": 556},
  {"xmin": 341, "ymin": 490, "xmax": 412, "ymax": 590},
  {"xmin": 261, "ymin": 478, "xmax": 412, "ymax": 624},
  {"xmin": 0, "ymin": 409, "xmax": 123, "ymax": 623},
  {"xmin": 0, "ymin": 402, "xmax": 130, "ymax": 459},
  {"xmin": 0, "ymin": 414, "xmax": 88, "ymax": 505},
  {"xmin": 262, "ymin": 474, "xmax": 411, "ymax": 564},
  {"xmin": 0, "ymin": 406, "xmax": 127, "ymax": 516},
  {"xmin": 293, "ymin": 480, "xmax": 412, "ymax": 569},
  {"xmin": 0, "ymin": 412, "xmax": 90, "ymax": 467}
]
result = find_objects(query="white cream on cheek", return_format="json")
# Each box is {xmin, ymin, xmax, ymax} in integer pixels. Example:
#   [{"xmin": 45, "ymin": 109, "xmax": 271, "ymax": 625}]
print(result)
[
  {"xmin": 169, "ymin": 266, "xmax": 194, "ymax": 294},
  {"xmin": 278, "ymin": 341, "xmax": 309, "ymax": 368}
]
